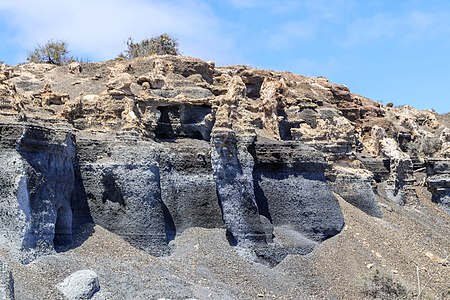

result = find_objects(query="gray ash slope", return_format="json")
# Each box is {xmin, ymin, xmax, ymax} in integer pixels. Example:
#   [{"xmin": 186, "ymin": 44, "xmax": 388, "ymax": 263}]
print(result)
[{"xmin": 0, "ymin": 56, "xmax": 449, "ymax": 299}]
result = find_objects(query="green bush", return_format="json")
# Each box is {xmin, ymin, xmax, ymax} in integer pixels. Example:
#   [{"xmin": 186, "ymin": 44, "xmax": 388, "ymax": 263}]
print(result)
[
  {"xmin": 120, "ymin": 34, "xmax": 179, "ymax": 58},
  {"xmin": 27, "ymin": 40, "xmax": 75, "ymax": 65}
]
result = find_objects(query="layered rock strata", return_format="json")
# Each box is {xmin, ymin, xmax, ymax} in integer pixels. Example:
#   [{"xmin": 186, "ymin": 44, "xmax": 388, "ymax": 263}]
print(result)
[
  {"xmin": 0, "ymin": 56, "xmax": 448, "ymax": 265},
  {"xmin": 426, "ymin": 158, "xmax": 450, "ymax": 214}
]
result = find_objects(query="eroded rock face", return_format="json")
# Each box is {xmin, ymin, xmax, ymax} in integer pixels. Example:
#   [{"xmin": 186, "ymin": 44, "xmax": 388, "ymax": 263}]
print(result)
[
  {"xmin": 0, "ymin": 261, "xmax": 14, "ymax": 300},
  {"xmin": 17, "ymin": 127, "xmax": 76, "ymax": 252},
  {"xmin": 426, "ymin": 158, "xmax": 450, "ymax": 214},
  {"xmin": 0, "ymin": 55, "xmax": 449, "ymax": 265},
  {"xmin": 211, "ymin": 130, "xmax": 266, "ymax": 245},
  {"xmin": 76, "ymin": 136, "xmax": 170, "ymax": 256},
  {"xmin": 252, "ymin": 140, "xmax": 344, "ymax": 241},
  {"xmin": 328, "ymin": 166, "xmax": 383, "ymax": 218},
  {"xmin": 159, "ymin": 139, "xmax": 223, "ymax": 234},
  {"xmin": 154, "ymin": 103, "xmax": 214, "ymax": 141},
  {"xmin": 0, "ymin": 123, "xmax": 90, "ymax": 262}
]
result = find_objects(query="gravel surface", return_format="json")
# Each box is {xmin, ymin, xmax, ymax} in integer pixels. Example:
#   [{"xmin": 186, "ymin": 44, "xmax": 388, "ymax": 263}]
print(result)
[{"xmin": 1, "ymin": 186, "xmax": 449, "ymax": 300}]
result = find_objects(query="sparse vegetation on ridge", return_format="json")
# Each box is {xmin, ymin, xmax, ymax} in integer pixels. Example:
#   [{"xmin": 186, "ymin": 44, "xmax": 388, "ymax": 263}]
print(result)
[
  {"xmin": 27, "ymin": 40, "xmax": 75, "ymax": 65},
  {"xmin": 119, "ymin": 34, "xmax": 179, "ymax": 59}
]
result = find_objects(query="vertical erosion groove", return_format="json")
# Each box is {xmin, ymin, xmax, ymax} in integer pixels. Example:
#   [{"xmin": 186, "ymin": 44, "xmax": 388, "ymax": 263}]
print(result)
[{"xmin": 210, "ymin": 130, "xmax": 265, "ymax": 245}]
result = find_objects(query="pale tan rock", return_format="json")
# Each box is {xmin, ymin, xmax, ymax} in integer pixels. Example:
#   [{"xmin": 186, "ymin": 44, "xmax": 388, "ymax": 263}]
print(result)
[
  {"xmin": 68, "ymin": 62, "xmax": 82, "ymax": 74},
  {"xmin": 33, "ymin": 83, "xmax": 69, "ymax": 106},
  {"xmin": 137, "ymin": 74, "xmax": 165, "ymax": 89},
  {"xmin": 260, "ymin": 79, "xmax": 283, "ymax": 139},
  {"xmin": 121, "ymin": 97, "xmax": 140, "ymax": 129},
  {"xmin": 106, "ymin": 73, "xmax": 133, "ymax": 96},
  {"xmin": 424, "ymin": 251, "xmax": 449, "ymax": 266}
]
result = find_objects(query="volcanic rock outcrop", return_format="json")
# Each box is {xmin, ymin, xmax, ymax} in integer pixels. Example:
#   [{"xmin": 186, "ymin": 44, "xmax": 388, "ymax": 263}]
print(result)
[
  {"xmin": 426, "ymin": 158, "xmax": 450, "ymax": 214},
  {"xmin": 0, "ymin": 56, "xmax": 448, "ymax": 268},
  {"xmin": 0, "ymin": 261, "xmax": 14, "ymax": 300}
]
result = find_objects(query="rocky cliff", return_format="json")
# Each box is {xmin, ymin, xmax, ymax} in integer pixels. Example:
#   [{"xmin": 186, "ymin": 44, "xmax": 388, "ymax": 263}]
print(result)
[{"xmin": 0, "ymin": 56, "xmax": 449, "ymax": 299}]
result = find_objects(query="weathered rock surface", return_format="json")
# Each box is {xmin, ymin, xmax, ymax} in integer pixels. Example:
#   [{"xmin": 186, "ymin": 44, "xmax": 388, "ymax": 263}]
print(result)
[
  {"xmin": 0, "ymin": 55, "xmax": 450, "ymax": 298},
  {"xmin": 0, "ymin": 56, "xmax": 351, "ymax": 263},
  {"xmin": 0, "ymin": 261, "xmax": 14, "ymax": 300},
  {"xmin": 328, "ymin": 166, "xmax": 383, "ymax": 218},
  {"xmin": 76, "ymin": 135, "xmax": 170, "ymax": 256},
  {"xmin": 0, "ymin": 122, "xmax": 88, "ymax": 262},
  {"xmin": 56, "ymin": 269, "xmax": 99, "ymax": 300},
  {"xmin": 426, "ymin": 158, "xmax": 450, "ymax": 213},
  {"xmin": 252, "ymin": 139, "xmax": 344, "ymax": 241}
]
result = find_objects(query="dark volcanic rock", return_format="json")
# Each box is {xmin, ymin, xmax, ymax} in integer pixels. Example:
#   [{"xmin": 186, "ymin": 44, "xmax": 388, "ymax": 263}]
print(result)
[
  {"xmin": 211, "ymin": 130, "xmax": 266, "ymax": 245},
  {"xmin": 426, "ymin": 158, "xmax": 450, "ymax": 214},
  {"xmin": 0, "ymin": 123, "xmax": 89, "ymax": 262},
  {"xmin": 159, "ymin": 139, "xmax": 223, "ymax": 234},
  {"xmin": 0, "ymin": 261, "xmax": 14, "ymax": 300},
  {"xmin": 328, "ymin": 166, "xmax": 383, "ymax": 218},
  {"xmin": 76, "ymin": 135, "xmax": 170, "ymax": 256},
  {"xmin": 253, "ymin": 141, "xmax": 344, "ymax": 241},
  {"xmin": 252, "ymin": 139, "xmax": 344, "ymax": 242},
  {"xmin": 1, "ymin": 55, "xmax": 449, "ymax": 274}
]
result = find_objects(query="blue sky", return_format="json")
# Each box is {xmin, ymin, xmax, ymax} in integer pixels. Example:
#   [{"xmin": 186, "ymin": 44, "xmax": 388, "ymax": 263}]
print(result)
[{"xmin": 1, "ymin": 0, "xmax": 450, "ymax": 113}]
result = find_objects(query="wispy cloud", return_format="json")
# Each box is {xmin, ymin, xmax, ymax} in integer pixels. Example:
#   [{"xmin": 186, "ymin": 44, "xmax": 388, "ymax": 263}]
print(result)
[
  {"xmin": 294, "ymin": 57, "xmax": 340, "ymax": 77},
  {"xmin": 256, "ymin": 2, "xmax": 450, "ymax": 51},
  {"xmin": 225, "ymin": 0, "xmax": 302, "ymax": 13},
  {"xmin": 342, "ymin": 10, "xmax": 450, "ymax": 46},
  {"xmin": 266, "ymin": 21, "xmax": 316, "ymax": 50},
  {"xmin": 226, "ymin": 0, "xmax": 260, "ymax": 8},
  {"xmin": 262, "ymin": 0, "xmax": 356, "ymax": 50},
  {"xmin": 0, "ymin": 0, "xmax": 240, "ymax": 64}
]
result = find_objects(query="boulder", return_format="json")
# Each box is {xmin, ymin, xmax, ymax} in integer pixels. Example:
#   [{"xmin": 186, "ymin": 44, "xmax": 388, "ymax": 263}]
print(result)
[{"xmin": 56, "ymin": 270, "xmax": 99, "ymax": 300}]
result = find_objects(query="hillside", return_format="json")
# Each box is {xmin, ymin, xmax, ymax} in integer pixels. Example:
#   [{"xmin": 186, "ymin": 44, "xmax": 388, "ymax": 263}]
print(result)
[{"xmin": 0, "ymin": 56, "xmax": 449, "ymax": 299}]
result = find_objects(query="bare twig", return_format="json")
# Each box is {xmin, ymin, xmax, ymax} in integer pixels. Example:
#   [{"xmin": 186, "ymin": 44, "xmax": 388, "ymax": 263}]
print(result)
[{"xmin": 416, "ymin": 264, "xmax": 421, "ymax": 300}]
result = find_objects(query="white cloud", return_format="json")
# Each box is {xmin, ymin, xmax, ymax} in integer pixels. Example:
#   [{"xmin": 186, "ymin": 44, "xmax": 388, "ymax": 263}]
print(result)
[
  {"xmin": 294, "ymin": 57, "xmax": 340, "ymax": 77},
  {"xmin": 266, "ymin": 21, "xmax": 316, "ymax": 50},
  {"xmin": 404, "ymin": 10, "xmax": 450, "ymax": 41},
  {"xmin": 0, "ymin": 0, "xmax": 240, "ymax": 65},
  {"xmin": 262, "ymin": 0, "xmax": 357, "ymax": 50},
  {"xmin": 226, "ymin": 0, "xmax": 260, "ymax": 8},
  {"xmin": 224, "ymin": 0, "xmax": 302, "ymax": 13},
  {"xmin": 299, "ymin": 0, "xmax": 356, "ymax": 21},
  {"xmin": 342, "ymin": 10, "xmax": 450, "ymax": 47}
]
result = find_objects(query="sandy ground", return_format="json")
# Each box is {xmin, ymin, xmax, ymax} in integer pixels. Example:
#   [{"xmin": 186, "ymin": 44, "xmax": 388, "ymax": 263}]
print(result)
[{"xmin": 2, "ymin": 186, "xmax": 449, "ymax": 300}]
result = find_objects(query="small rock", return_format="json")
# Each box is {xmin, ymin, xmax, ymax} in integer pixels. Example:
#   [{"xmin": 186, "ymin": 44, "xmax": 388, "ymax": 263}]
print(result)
[
  {"xmin": 392, "ymin": 269, "xmax": 398, "ymax": 274},
  {"xmin": 366, "ymin": 263, "xmax": 374, "ymax": 269},
  {"xmin": 68, "ymin": 62, "xmax": 82, "ymax": 74},
  {"xmin": 90, "ymin": 75, "xmax": 102, "ymax": 80},
  {"xmin": 56, "ymin": 270, "xmax": 100, "ymax": 300},
  {"xmin": 424, "ymin": 251, "xmax": 449, "ymax": 266}
]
